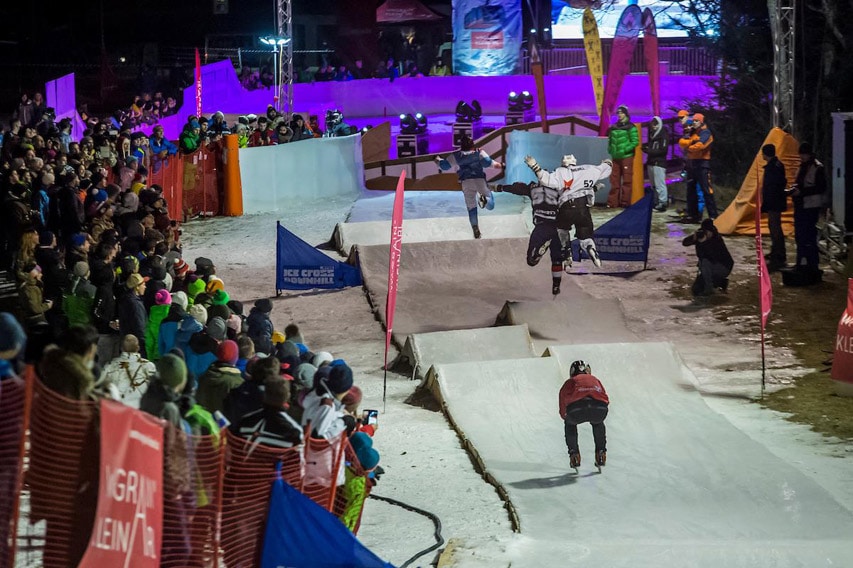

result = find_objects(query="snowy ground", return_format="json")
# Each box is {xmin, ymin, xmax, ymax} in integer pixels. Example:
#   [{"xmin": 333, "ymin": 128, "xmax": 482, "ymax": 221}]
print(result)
[{"xmin": 181, "ymin": 189, "xmax": 853, "ymax": 568}]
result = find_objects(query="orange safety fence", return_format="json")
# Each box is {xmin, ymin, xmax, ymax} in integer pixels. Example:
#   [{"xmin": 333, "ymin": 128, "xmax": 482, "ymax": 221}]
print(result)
[
  {"xmin": 9, "ymin": 371, "xmax": 372, "ymax": 568},
  {"xmin": 180, "ymin": 146, "xmax": 223, "ymax": 218},
  {"xmin": 0, "ymin": 371, "xmax": 29, "ymax": 568},
  {"xmin": 148, "ymin": 157, "xmax": 186, "ymax": 223},
  {"xmin": 331, "ymin": 440, "xmax": 373, "ymax": 536}
]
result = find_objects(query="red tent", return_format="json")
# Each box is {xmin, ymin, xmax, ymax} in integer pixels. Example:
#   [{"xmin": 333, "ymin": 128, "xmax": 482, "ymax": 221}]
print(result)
[{"xmin": 376, "ymin": 0, "xmax": 442, "ymax": 23}]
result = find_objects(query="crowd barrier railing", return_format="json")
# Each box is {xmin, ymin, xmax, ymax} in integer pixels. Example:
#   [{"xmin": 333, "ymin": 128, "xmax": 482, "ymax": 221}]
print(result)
[
  {"xmin": 9, "ymin": 370, "xmax": 370, "ymax": 568},
  {"xmin": 150, "ymin": 146, "xmax": 223, "ymax": 221}
]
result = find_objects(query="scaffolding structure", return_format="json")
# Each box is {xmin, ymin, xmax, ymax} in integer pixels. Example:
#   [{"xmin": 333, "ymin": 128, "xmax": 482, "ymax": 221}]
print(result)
[
  {"xmin": 768, "ymin": 0, "xmax": 796, "ymax": 132},
  {"xmin": 276, "ymin": 0, "xmax": 294, "ymax": 119}
]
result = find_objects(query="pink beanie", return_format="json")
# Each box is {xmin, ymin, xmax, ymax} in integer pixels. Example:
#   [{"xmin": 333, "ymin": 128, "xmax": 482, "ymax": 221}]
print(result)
[{"xmin": 154, "ymin": 288, "xmax": 172, "ymax": 306}]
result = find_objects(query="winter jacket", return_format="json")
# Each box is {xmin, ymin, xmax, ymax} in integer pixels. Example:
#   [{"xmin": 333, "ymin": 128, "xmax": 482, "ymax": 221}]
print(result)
[
  {"xmin": 682, "ymin": 227, "xmax": 734, "ymax": 271},
  {"xmin": 761, "ymin": 156, "xmax": 788, "ymax": 213},
  {"xmin": 339, "ymin": 466, "xmax": 369, "ymax": 531},
  {"xmin": 140, "ymin": 380, "xmax": 184, "ymax": 428},
  {"xmin": 57, "ymin": 185, "xmax": 85, "ymax": 239},
  {"xmin": 301, "ymin": 390, "xmax": 348, "ymax": 440},
  {"xmin": 90, "ymin": 259, "xmax": 117, "ymax": 335},
  {"xmin": 196, "ymin": 363, "xmax": 244, "ymax": 415},
  {"xmin": 118, "ymin": 293, "xmax": 148, "ymax": 357},
  {"xmin": 158, "ymin": 305, "xmax": 188, "ymax": 357},
  {"xmin": 607, "ymin": 120, "xmax": 639, "ymax": 160},
  {"xmin": 794, "ymin": 157, "xmax": 828, "ymax": 210},
  {"xmin": 18, "ymin": 274, "xmax": 50, "ymax": 328},
  {"xmin": 439, "ymin": 149, "xmax": 492, "ymax": 182},
  {"xmin": 179, "ymin": 129, "xmax": 201, "ymax": 154},
  {"xmin": 642, "ymin": 118, "xmax": 669, "ymax": 167},
  {"xmin": 185, "ymin": 331, "xmax": 219, "ymax": 380},
  {"xmin": 223, "ymin": 378, "xmax": 265, "ymax": 423},
  {"xmin": 233, "ymin": 405, "xmax": 303, "ymax": 448},
  {"xmin": 558, "ymin": 373, "xmax": 609, "ymax": 418},
  {"xmin": 679, "ymin": 126, "xmax": 713, "ymax": 161},
  {"xmin": 100, "ymin": 352, "xmax": 157, "ymax": 408},
  {"xmin": 145, "ymin": 304, "xmax": 171, "ymax": 361},
  {"xmin": 38, "ymin": 347, "xmax": 96, "ymax": 401},
  {"xmin": 175, "ymin": 314, "xmax": 203, "ymax": 355},
  {"xmin": 246, "ymin": 308, "xmax": 274, "ymax": 355},
  {"xmin": 34, "ymin": 246, "xmax": 67, "ymax": 301},
  {"xmin": 149, "ymin": 135, "xmax": 178, "ymax": 156},
  {"xmin": 62, "ymin": 276, "xmax": 97, "ymax": 328}
]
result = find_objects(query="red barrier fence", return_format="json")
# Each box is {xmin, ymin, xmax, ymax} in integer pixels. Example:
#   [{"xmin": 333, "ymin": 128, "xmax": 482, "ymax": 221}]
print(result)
[
  {"xmin": 9, "ymin": 371, "xmax": 368, "ymax": 567},
  {"xmin": 149, "ymin": 146, "xmax": 223, "ymax": 221}
]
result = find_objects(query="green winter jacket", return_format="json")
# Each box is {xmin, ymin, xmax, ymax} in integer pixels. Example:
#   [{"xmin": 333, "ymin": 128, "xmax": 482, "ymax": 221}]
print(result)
[
  {"xmin": 339, "ymin": 466, "xmax": 368, "ymax": 531},
  {"xmin": 607, "ymin": 121, "xmax": 639, "ymax": 160},
  {"xmin": 145, "ymin": 304, "xmax": 171, "ymax": 361},
  {"xmin": 62, "ymin": 293, "xmax": 94, "ymax": 328}
]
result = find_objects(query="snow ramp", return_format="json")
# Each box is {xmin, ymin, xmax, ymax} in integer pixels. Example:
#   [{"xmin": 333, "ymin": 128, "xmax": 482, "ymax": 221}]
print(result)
[
  {"xmin": 495, "ymin": 299, "xmax": 635, "ymax": 344},
  {"xmin": 356, "ymin": 238, "xmax": 557, "ymax": 340},
  {"xmin": 332, "ymin": 214, "xmax": 530, "ymax": 255},
  {"xmin": 428, "ymin": 342, "xmax": 853, "ymax": 566},
  {"xmin": 396, "ymin": 324, "xmax": 536, "ymax": 381}
]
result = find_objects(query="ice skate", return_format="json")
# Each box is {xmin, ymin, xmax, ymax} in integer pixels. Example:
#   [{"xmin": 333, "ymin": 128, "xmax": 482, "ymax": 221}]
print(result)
[
  {"xmin": 586, "ymin": 244, "xmax": 602, "ymax": 268},
  {"xmin": 595, "ymin": 449, "xmax": 606, "ymax": 470},
  {"xmin": 569, "ymin": 451, "xmax": 581, "ymax": 470},
  {"xmin": 552, "ymin": 282, "xmax": 561, "ymax": 296},
  {"xmin": 562, "ymin": 254, "xmax": 572, "ymax": 274},
  {"xmin": 479, "ymin": 194, "xmax": 488, "ymax": 208},
  {"xmin": 472, "ymin": 225, "xmax": 481, "ymax": 239}
]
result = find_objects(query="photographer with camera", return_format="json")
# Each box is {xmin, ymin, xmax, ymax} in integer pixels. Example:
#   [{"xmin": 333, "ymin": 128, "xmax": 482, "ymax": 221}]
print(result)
[{"xmin": 682, "ymin": 218, "xmax": 734, "ymax": 297}]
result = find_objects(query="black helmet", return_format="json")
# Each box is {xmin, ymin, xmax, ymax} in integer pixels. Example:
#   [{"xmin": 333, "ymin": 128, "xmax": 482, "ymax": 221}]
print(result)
[{"xmin": 569, "ymin": 360, "xmax": 590, "ymax": 377}]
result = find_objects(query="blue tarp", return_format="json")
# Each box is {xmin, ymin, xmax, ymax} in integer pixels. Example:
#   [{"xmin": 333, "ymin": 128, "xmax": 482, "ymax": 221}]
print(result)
[
  {"xmin": 572, "ymin": 191, "xmax": 654, "ymax": 265},
  {"xmin": 275, "ymin": 222, "xmax": 362, "ymax": 291},
  {"xmin": 261, "ymin": 477, "xmax": 395, "ymax": 568}
]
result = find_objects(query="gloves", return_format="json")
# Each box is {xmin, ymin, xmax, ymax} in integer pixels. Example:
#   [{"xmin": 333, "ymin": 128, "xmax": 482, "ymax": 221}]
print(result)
[
  {"xmin": 594, "ymin": 182, "xmax": 605, "ymax": 193},
  {"xmin": 601, "ymin": 158, "xmax": 613, "ymax": 167},
  {"xmin": 524, "ymin": 155, "xmax": 541, "ymax": 173}
]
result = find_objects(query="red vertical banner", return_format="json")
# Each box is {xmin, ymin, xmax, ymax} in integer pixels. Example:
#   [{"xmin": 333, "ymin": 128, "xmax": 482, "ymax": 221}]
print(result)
[
  {"xmin": 754, "ymin": 170, "xmax": 773, "ymax": 392},
  {"xmin": 195, "ymin": 48, "xmax": 202, "ymax": 118},
  {"xmin": 642, "ymin": 8, "xmax": 660, "ymax": 118},
  {"xmin": 78, "ymin": 400, "xmax": 164, "ymax": 568},
  {"xmin": 383, "ymin": 172, "xmax": 406, "ymax": 403},
  {"xmin": 831, "ymin": 279, "xmax": 853, "ymax": 395},
  {"xmin": 598, "ymin": 5, "xmax": 643, "ymax": 136}
]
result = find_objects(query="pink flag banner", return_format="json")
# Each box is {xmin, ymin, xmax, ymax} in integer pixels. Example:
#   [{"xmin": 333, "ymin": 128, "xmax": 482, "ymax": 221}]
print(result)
[
  {"xmin": 195, "ymin": 48, "xmax": 202, "ymax": 118},
  {"xmin": 754, "ymin": 170, "xmax": 772, "ymax": 392},
  {"xmin": 383, "ymin": 172, "xmax": 406, "ymax": 403},
  {"xmin": 598, "ymin": 4, "xmax": 643, "ymax": 136},
  {"xmin": 642, "ymin": 8, "xmax": 660, "ymax": 118}
]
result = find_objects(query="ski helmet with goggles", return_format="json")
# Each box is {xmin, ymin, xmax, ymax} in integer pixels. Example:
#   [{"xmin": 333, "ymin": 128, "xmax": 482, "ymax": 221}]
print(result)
[
  {"xmin": 561, "ymin": 155, "xmax": 577, "ymax": 168},
  {"xmin": 569, "ymin": 360, "xmax": 590, "ymax": 377}
]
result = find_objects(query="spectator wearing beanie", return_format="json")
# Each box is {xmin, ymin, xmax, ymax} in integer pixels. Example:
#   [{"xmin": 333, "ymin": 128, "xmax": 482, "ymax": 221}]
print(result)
[
  {"xmin": 140, "ymin": 353, "xmax": 188, "ymax": 428},
  {"xmin": 301, "ymin": 362, "xmax": 356, "ymax": 440},
  {"xmin": 158, "ymin": 291, "xmax": 188, "ymax": 356},
  {"xmin": 312, "ymin": 351, "xmax": 333, "ymax": 368},
  {"xmin": 186, "ymin": 275, "xmax": 206, "ymax": 306},
  {"xmin": 62, "ymin": 261, "xmax": 97, "ymax": 328},
  {"xmin": 339, "ymin": 431, "xmax": 381, "ymax": 531},
  {"xmin": 342, "ymin": 385, "xmax": 376, "ymax": 437},
  {"xmin": 274, "ymin": 340, "xmax": 300, "ymax": 362},
  {"xmin": 145, "ymin": 288, "xmax": 172, "ymax": 361},
  {"xmin": 235, "ymin": 335, "xmax": 255, "ymax": 375},
  {"xmin": 224, "ymin": 352, "xmax": 276, "ymax": 424},
  {"xmin": 247, "ymin": 298, "xmax": 274, "ymax": 355},
  {"xmin": 34, "ymin": 230, "xmax": 67, "ymax": 303},
  {"xmin": 197, "ymin": 339, "xmax": 244, "ymax": 415},
  {"xmin": 66, "ymin": 232, "xmax": 91, "ymax": 269},
  {"xmin": 207, "ymin": 289, "xmax": 232, "ymax": 322},
  {"xmin": 234, "ymin": 372, "xmax": 303, "ymax": 448},
  {"xmin": 185, "ymin": 316, "xmax": 225, "ymax": 379},
  {"xmin": 227, "ymin": 299, "xmax": 246, "ymax": 333},
  {"xmin": 284, "ymin": 323, "xmax": 304, "ymax": 345}
]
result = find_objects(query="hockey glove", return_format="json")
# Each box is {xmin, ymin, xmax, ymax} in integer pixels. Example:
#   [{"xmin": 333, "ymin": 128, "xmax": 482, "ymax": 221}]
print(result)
[
  {"xmin": 524, "ymin": 155, "xmax": 541, "ymax": 174},
  {"xmin": 594, "ymin": 182, "xmax": 605, "ymax": 193},
  {"xmin": 601, "ymin": 158, "xmax": 613, "ymax": 167}
]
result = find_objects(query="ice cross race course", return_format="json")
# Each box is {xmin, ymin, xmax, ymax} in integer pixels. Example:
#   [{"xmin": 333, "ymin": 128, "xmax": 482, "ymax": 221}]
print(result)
[{"xmin": 184, "ymin": 184, "xmax": 853, "ymax": 568}]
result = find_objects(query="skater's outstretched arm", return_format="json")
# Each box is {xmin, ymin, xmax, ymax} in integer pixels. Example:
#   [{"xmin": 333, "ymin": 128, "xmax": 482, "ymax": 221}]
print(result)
[{"xmin": 524, "ymin": 155, "xmax": 563, "ymax": 189}]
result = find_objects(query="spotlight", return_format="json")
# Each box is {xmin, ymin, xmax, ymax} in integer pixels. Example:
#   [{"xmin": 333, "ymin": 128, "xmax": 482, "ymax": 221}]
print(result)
[
  {"xmin": 507, "ymin": 90, "xmax": 534, "ymax": 112},
  {"xmin": 454, "ymin": 100, "xmax": 482, "ymax": 122},
  {"xmin": 400, "ymin": 113, "xmax": 427, "ymax": 135}
]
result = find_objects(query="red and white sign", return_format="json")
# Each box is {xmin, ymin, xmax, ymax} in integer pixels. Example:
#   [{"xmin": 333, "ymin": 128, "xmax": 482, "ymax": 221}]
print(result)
[
  {"xmin": 384, "ymin": 171, "xmax": 406, "ymax": 374},
  {"xmin": 831, "ymin": 279, "xmax": 853, "ymax": 394},
  {"xmin": 195, "ymin": 48, "xmax": 202, "ymax": 118},
  {"xmin": 78, "ymin": 400, "xmax": 164, "ymax": 568},
  {"xmin": 471, "ymin": 32, "xmax": 504, "ymax": 49}
]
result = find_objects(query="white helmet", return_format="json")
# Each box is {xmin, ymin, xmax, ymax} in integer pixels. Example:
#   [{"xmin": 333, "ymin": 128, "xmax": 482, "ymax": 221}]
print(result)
[{"xmin": 561, "ymin": 154, "xmax": 577, "ymax": 168}]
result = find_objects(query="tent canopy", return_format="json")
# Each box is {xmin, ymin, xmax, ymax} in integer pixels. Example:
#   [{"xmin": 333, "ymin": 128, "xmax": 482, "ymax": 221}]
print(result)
[{"xmin": 376, "ymin": 0, "xmax": 442, "ymax": 23}]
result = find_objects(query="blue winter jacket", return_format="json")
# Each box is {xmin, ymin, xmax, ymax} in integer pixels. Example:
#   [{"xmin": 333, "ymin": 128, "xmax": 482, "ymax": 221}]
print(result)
[
  {"xmin": 246, "ymin": 307, "xmax": 274, "ymax": 355},
  {"xmin": 175, "ymin": 314, "xmax": 203, "ymax": 356},
  {"xmin": 150, "ymin": 136, "xmax": 178, "ymax": 156},
  {"xmin": 439, "ymin": 150, "xmax": 492, "ymax": 181}
]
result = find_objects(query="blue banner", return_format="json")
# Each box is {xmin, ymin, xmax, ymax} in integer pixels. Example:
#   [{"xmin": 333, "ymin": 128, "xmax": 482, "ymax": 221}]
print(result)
[
  {"xmin": 275, "ymin": 222, "xmax": 362, "ymax": 291},
  {"xmin": 261, "ymin": 476, "xmax": 395, "ymax": 568},
  {"xmin": 452, "ymin": 0, "xmax": 522, "ymax": 76},
  {"xmin": 572, "ymin": 192, "xmax": 654, "ymax": 264}
]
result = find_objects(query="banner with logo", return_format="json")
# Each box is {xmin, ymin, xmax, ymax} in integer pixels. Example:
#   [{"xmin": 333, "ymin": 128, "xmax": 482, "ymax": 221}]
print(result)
[
  {"xmin": 275, "ymin": 222, "xmax": 362, "ymax": 291},
  {"xmin": 452, "ymin": 0, "xmax": 522, "ymax": 76},
  {"xmin": 831, "ymin": 279, "xmax": 853, "ymax": 392},
  {"xmin": 78, "ymin": 400, "xmax": 164, "ymax": 568},
  {"xmin": 642, "ymin": 8, "xmax": 660, "ymax": 117},
  {"xmin": 383, "ymin": 172, "xmax": 406, "ymax": 402},
  {"xmin": 598, "ymin": 4, "xmax": 643, "ymax": 135},
  {"xmin": 195, "ymin": 48, "xmax": 202, "ymax": 118},
  {"xmin": 582, "ymin": 8, "xmax": 604, "ymax": 117},
  {"xmin": 571, "ymin": 191, "xmax": 653, "ymax": 264}
]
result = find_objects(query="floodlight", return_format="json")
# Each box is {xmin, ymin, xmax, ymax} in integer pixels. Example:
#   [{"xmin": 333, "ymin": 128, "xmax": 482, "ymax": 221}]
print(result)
[
  {"xmin": 400, "ymin": 113, "xmax": 427, "ymax": 134},
  {"xmin": 259, "ymin": 35, "xmax": 292, "ymax": 47},
  {"xmin": 508, "ymin": 90, "xmax": 534, "ymax": 112}
]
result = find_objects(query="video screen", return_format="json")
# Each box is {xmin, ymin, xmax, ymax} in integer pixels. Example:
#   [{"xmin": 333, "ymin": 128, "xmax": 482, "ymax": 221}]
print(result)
[{"xmin": 550, "ymin": 0, "xmax": 715, "ymax": 39}]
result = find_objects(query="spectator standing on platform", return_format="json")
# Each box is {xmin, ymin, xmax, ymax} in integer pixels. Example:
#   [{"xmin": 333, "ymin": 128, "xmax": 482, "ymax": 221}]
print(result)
[
  {"xmin": 436, "ymin": 135, "xmax": 503, "ymax": 239},
  {"xmin": 760, "ymin": 143, "xmax": 789, "ymax": 271},
  {"xmin": 791, "ymin": 142, "xmax": 827, "ymax": 272},
  {"xmin": 606, "ymin": 105, "xmax": 639, "ymax": 208},
  {"xmin": 642, "ymin": 116, "xmax": 669, "ymax": 212}
]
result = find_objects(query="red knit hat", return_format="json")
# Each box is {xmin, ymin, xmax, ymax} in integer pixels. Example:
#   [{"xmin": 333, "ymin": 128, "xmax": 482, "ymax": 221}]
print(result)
[
  {"xmin": 342, "ymin": 385, "xmax": 363, "ymax": 407},
  {"xmin": 217, "ymin": 339, "xmax": 239, "ymax": 365}
]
